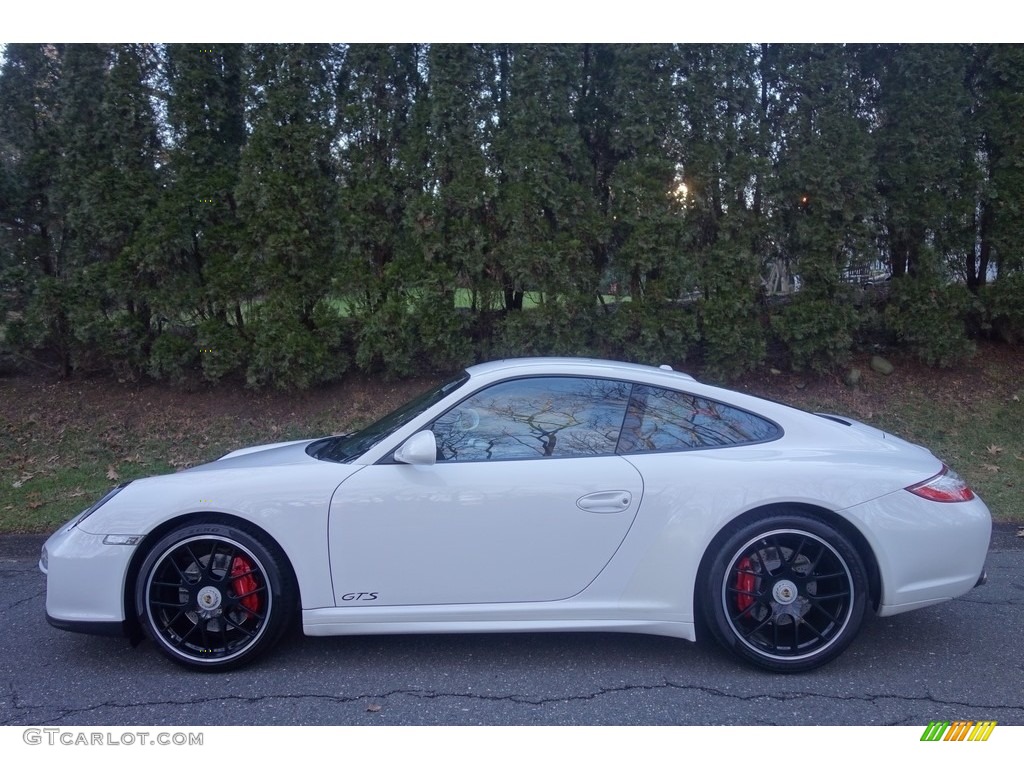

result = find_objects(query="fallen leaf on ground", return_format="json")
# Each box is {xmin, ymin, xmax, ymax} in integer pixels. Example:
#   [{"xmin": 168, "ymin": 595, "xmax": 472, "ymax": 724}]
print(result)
[
  {"xmin": 987, "ymin": 445, "xmax": 1003, "ymax": 455},
  {"xmin": 981, "ymin": 464, "xmax": 1000, "ymax": 473},
  {"xmin": 366, "ymin": 703, "xmax": 382, "ymax": 713},
  {"xmin": 106, "ymin": 466, "xmax": 119, "ymax": 481}
]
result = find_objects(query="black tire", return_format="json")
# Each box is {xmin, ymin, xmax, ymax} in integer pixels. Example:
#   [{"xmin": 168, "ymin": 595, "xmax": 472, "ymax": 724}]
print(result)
[
  {"xmin": 702, "ymin": 514, "xmax": 868, "ymax": 673},
  {"xmin": 136, "ymin": 522, "xmax": 295, "ymax": 671}
]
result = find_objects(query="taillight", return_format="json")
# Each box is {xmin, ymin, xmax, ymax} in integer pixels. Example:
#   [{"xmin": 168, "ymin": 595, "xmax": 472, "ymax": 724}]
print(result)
[{"xmin": 906, "ymin": 465, "xmax": 975, "ymax": 502}]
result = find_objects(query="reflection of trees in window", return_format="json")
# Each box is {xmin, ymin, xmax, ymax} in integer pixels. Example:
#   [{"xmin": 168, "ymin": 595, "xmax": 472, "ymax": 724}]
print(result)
[
  {"xmin": 619, "ymin": 386, "xmax": 779, "ymax": 453},
  {"xmin": 432, "ymin": 378, "xmax": 631, "ymax": 462}
]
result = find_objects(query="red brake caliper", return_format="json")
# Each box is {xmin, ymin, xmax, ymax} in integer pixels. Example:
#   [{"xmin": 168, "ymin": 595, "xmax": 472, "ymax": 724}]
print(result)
[
  {"xmin": 735, "ymin": 557, "xmax": 755, "ymax": 612},
  {"xmin": 230, "ymin": 556, "xmax": 261, "ymax": 617}
]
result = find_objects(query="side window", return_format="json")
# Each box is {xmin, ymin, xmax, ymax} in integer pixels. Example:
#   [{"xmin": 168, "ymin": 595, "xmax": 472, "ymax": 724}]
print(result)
[
  {"xmin": 432, "ymin": 377, "xmax": 631, "ymax": 462},
  {"xmin": 618, "ymin": 385, "xmax": 780, "ymax": 453}
]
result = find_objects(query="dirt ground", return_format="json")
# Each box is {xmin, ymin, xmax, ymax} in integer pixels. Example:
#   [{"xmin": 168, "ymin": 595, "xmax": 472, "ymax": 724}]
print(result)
[
  {"xmin": 0, "ymin": 369, "xmax": 434, "ymax": 454},
  {"xmin": 2, "ymin": 342, "xmax": 1020, "ymax": 436},
  {"xmin": 1, "ymin": 342, "xmax": 1021, "ymax": 531}
]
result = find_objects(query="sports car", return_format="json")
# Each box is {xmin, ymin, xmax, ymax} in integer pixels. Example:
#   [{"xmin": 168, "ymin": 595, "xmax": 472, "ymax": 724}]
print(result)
[{"xmin": 40, "ymin": 357, "xmax": 991, "ymax": 672}]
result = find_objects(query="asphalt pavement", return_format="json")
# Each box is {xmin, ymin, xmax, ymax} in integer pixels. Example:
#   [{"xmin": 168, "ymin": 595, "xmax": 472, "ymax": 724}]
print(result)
[{"xmin": 1, "ymin": 526, "xmax": 1022, "ymax": 726}]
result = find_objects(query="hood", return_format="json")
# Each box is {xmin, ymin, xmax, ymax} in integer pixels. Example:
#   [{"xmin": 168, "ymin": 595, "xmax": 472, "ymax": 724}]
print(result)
[{"xmin": 183, "ymin": 438, "xmax": 322, "ymax": 473}]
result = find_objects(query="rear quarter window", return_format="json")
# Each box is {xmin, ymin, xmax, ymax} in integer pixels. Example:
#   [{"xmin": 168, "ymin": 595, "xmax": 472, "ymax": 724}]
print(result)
[{"xmin": 617, "ymin": 384, "xmax": 781, "ymax": 453}]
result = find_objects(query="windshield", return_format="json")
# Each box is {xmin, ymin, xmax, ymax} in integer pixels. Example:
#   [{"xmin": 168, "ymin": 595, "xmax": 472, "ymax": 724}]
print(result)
[{"xmin": 309, "ymin": 373, "xmax": 470, "ymax": 463}]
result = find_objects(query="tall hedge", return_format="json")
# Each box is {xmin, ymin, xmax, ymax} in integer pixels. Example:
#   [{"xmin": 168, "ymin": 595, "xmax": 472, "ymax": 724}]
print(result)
[{"xmin": 2, "ymin": 43, "xmax": 1023, "ymax": 387}]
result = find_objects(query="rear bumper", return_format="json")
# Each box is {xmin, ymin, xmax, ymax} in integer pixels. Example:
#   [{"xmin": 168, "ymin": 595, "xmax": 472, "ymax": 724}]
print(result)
[{"xmin": 842, "ymin": 490, "xmax": 991, "ymax": 617}]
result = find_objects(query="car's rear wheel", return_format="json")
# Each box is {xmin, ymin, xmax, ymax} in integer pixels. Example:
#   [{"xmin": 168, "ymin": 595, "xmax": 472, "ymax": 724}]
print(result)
[
  {"xmin": 702, "ymin": 515, "xmax": 868, "ymax": 672},
  {"xmin": 136, "ymin": 523, "xmax": 294, "ymax": 671}
]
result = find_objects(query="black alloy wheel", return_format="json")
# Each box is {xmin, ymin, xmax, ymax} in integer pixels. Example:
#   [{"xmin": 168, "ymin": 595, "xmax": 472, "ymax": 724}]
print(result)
[
  {"xmin": 703, "ymin": 514, "xmax": 868, "ymax": 672},
  {"xmin": 136, "ymin": 523, "xmax": 294, "ymax": 671}
]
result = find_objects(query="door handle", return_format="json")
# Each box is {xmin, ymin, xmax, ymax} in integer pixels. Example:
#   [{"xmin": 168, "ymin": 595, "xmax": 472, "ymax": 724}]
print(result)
[{"xmin": 576, "ymin": 490, "xmax": 633, "ymax": 513}]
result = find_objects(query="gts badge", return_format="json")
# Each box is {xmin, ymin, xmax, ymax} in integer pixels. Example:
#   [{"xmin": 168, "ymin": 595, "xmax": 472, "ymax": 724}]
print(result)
[{"xmin": 341, "ymin": 591, "xmax": 379, "ymax": 602}]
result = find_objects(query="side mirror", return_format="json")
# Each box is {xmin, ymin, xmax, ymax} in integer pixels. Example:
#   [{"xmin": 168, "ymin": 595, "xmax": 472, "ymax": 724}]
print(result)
[{"xmin": 393, "ymin": 430, "xmax": 438, "ymax": 466}]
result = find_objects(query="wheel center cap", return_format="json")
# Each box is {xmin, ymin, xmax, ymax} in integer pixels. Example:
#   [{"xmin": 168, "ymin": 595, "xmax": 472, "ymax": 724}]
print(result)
[
  {"xmin": 772, "ymin": 579, "xmax": 799, "ymax": 605},
  {"xmin": 197, "ymin": 586, "xmax": 223, "ymax": 611}
]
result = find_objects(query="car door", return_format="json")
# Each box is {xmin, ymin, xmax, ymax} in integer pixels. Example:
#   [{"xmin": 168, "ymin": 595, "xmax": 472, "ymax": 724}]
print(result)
[{"xmin": 328, "ymin": 376, "xmax": 644, "ymax": 606}]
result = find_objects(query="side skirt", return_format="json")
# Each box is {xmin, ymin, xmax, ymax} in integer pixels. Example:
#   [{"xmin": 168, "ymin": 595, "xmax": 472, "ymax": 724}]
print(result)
[{"xmin": 302, "ymin": 609, "xmax": 695, "ymax": 642}]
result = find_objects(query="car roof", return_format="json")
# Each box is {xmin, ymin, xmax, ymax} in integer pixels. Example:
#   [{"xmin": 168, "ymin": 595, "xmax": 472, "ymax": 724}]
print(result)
[{"xmin": 465, "ymin": 357, "xmax": 697, "ymax": 383}]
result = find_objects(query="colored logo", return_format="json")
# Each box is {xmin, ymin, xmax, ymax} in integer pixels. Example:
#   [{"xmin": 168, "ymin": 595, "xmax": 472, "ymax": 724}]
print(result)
[{"xmin": 920, "ymin": 721, "xmax": 997, "ymax": 742}]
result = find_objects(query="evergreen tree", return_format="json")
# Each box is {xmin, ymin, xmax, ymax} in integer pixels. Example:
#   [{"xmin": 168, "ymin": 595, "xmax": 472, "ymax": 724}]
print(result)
[
  {"xmin": 489, "ymin": 45, "xmax": 606, "ymax": 356},
  {"xmin": 971, "ymin": 44, "xmax": 1024, "ymax": 283},
  {"xmin": 336, "ymin": 43, "xmax": 424, "ymax": 374},
  {"xmin": 769, "ymin": 44, "xmax": 877, "ymax": 372},
  {"xmin": 339, "ymin": 43, "xmax": 477, "ymax": 375},
  {"xmin": 0, "ymin": 44, "xmax": 68, "ymax": 373},
  {"xmin": 145, "ymin": 43, "xmax": 248, "ymax": 383},
  {"xmin": 678, "ymin": 44, "xmax": 766, "ymax": 379},
  {"xmin": 869, "ymin": 44, "xmax": 976, "ymax": 365},
  {"xmin": 3, "ymin": 42, "xmax": 1021, "ymax": 383},
  {"xmin": 2, "ymin": 44, "xmax": 163, "ymax": 378},
  {"xmin": 58, "ymin": 44, "xmax": 163, "ymax": 376},
  {"xmin": 972, "ymin": 45, "xmax": 1024, "ymax": 343},
  {"xmin": 236, "ymin": 43, "xmax": 345, "ymax": 388},
  {"xmin": 600, "ymin": 44, "xmax": 697, "ymax": 365},
  {"xmin": 870, "ymin": 44, "xmax": 974, "ymax": 279},
  {"xmin": 336, "ymin": 43, "xmax": 425, "ymax": 315}
]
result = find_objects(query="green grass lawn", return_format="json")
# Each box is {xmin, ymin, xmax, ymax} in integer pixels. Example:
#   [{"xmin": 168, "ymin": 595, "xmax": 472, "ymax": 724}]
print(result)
[
  {"xmin": 738, "ymin": 346, "xmax": 1023, "ymax": 525},
  {"xmin": 847, "ymin": 390, "xmax": 1022, "ymax": 524}
]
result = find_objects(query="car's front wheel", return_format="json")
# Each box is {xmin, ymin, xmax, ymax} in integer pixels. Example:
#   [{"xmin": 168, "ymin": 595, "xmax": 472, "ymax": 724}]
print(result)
[
  {"xmin": 136, "ymin": 522, "xmax": 295, "ymax": 671},
  {"xmin": 702, "ymin": 514, "xmax": 868, "ymax": 672}
]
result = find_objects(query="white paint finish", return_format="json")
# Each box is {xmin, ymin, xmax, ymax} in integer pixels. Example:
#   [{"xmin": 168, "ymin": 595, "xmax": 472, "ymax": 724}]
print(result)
[
  {"xmin": 73, "ymin": 457, "xmax": 363, "ymax": 610},
  {"xmin": 302, "ymin": 612, "xmax": 696, "ymax": 642},
  {"xmin": 43, "ymin": 525, "xmax": 133, "ymax": 622},
  {"xmin": 329, "ymin": 456, "xmax": 643, "ymax": 605},
  {"xmin": 40, "ymin": 357, "xmax": 992, "ymax": 663},
  {"xmin": 841, "ymin": 491, "xmax": 991, "ymax": 612}
]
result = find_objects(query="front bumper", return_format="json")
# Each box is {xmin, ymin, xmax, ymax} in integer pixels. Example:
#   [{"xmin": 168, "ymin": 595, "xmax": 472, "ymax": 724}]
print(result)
[
  {"xmin": 45, "ymin": 613, "xmax": 129, "ymax": 637},
  {"xmin": 41, "ymin": 519, "xmax": 138, "ymax": 631}
]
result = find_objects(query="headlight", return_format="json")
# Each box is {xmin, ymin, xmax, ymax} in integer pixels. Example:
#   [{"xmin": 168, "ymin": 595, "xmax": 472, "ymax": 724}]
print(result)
[{"xmin": 73, "ymin": 483, "xmax": 129, "ymax": 528}]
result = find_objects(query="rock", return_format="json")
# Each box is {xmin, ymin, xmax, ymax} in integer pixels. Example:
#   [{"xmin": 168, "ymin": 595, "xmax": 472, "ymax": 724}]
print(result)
[
  {"xmin": 870, "ymin": 355, "xmax": 894, "ymax": 375},
  {"xmin": 844, "ymin": 368, "xmax": 862, "ymax": 387}
]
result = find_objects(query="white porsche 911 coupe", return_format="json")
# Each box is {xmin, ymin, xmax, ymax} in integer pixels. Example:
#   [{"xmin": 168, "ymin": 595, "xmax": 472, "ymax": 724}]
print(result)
[{"xmin": 40, "ymin": 358, "xmax": 991, "ymax": 673}]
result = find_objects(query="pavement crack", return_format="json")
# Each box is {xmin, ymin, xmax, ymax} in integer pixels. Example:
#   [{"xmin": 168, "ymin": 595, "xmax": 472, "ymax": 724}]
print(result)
[
  {"xmin": 955, "ymin": 596, "xmax": 1022, "ymax": 606},
  {"xmin": 12, "ymin": 681, "xmax": 1024, "ymax": 725},
  {"xmin": 654, "ymin": 682, "xmax": 1024, "ymax": 712},
  {"xmin": 0, "ymin": 682, "xmax": 48, "ymax": 726},
  {"xmin": 1, "ymin": 587, "xmax": 45, "ymax": 613}
]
